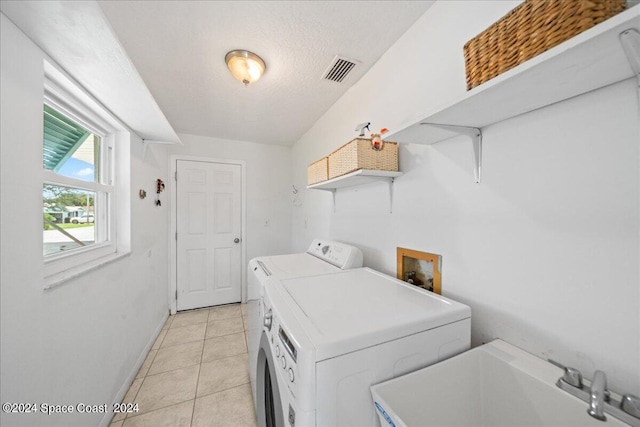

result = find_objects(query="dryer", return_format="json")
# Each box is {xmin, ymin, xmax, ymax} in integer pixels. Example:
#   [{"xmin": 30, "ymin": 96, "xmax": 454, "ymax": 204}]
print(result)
[
  {"xmin": 256, "ymin": 268, "xmax": 471, "ymax": 427},
  {"xmin": 247, "ymin": 239, "xmax": 363, "ymax": 406}
]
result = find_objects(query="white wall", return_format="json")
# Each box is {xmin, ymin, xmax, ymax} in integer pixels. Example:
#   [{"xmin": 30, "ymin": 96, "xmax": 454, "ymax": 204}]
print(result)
[
  {"xmin": 291, "ymin": 0, "xmax": 640, "ymax": 395},
  {"xmin": 167, "ymin": 134, "xmax": 293, "ymax": 262},
  {"xmin": 1, "ymin": 14, "xmax": 170, "ymax": 427}
]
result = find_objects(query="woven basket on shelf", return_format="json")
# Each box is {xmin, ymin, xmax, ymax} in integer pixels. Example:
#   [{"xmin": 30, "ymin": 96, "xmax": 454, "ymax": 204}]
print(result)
[
  {"xmin": 463, "ymin": 0, "xmax": 625, "ymax": 90},
  {"xmin": 328, "ymin": 138, "xmax": 398, "ymax": 180},
  {"xmin": 307, "ymin": 157, "xmax": 329, "ymax": 185}
]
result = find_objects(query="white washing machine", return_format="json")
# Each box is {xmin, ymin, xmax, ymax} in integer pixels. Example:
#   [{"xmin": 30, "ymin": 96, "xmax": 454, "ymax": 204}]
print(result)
[
  {"xmin": 256, "ymin": 268, "xmax": 471, "ymax": 427},
  {"xmin": 247, "ymin": 239, "xmax": 363, "ymax": 406}
]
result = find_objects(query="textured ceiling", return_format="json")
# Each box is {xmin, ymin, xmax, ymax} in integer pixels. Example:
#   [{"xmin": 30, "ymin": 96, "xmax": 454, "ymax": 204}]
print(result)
[{"xmin": 98, "ymin": 1, "xmax": 433, "ymax": 146}]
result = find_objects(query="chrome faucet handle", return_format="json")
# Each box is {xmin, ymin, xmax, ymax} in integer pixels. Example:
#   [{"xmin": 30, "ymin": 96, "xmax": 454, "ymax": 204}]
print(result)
[
  {"xmin": 565, "ymin": 367, "xmax": 584, "ymax": 389},
  {"xmin": 588, "ymin": 370, "xmax": 608, "ymax": 421},
  {"xmin": 621, "ymin": 394, "xmax": 640, "ymax": 419},
  {"xmin": 549, "ymin": 359, "xmax": 583, "ymax": 388}
]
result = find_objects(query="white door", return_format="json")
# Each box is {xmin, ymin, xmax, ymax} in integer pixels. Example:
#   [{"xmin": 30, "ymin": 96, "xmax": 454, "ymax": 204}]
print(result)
[{"xmin": 176, "ymin": 160, "xmax": 242, "ymax": 311}]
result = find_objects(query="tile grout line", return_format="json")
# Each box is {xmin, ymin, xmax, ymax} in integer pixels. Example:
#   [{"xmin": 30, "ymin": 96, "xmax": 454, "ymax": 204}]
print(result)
[
  {"xmin": 116, "ymin": 305, "xmax": 244, "ymax": 426},
  {"xmin": 144, "ymin": 360, "xmax": 203, "ymax": 378},
  {"xmin": 189, "ymin": 310, "xmax": 211, "ymax": 427},
  {"xmin": 191, "ymin": 306, "xmax": 245, "ymax": 424},
  {"xmin": 126, "ymin": 314, "xmax": 202, "ymax": 425},
  {"xmin": 195, "ymin": 379, "xmax": 252, "ymax": 400},
  {"xmin": 121, "ymin": 323, "xmax": 166, "ymax": 424},
  {"xmin": 190, "ymin": 362, "xmax": 202, "ymax": 427},
  {"xmin": 159, "ymin": 329, "xmax": 208, "ymax": 349},
  {"xmin": 121, "ymin": 399, "xmax": 195, "ymax": 423}
]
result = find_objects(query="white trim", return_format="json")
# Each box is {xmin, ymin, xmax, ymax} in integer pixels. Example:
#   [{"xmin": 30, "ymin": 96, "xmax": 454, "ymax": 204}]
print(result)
[
  {"xmin": 44, "ymin": 85, "xmax": 110, "ymax": 138},
  {"xmin": 43, "ymin": 171, "xmax": 113, "ymax": 192},
  {"xmin": 43, "ymin": 60, "xmax": 128, "ymax": 133},
  {"xmin": 169, "ymin": 155, "xmax": 247, "ymax": 314},
  {"xmin": 43, "ymin": 97, "xmax": 116, "ymax": 274},
  {"xmin": 42, "ymin": 58, "xmax": 131, "ymax": 283},
  {"xmin": 44, "ymin": 251, "xmax": 131, "ymax": 290}
]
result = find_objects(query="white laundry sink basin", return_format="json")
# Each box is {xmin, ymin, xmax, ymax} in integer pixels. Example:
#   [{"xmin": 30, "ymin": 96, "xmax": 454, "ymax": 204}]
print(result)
[{"xmin": 371, "ymin": 339, "xmax": 630, "ymax": 427}]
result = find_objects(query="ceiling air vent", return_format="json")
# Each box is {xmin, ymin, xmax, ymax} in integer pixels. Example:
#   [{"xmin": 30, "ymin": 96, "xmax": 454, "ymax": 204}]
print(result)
[{"xmin": 321, "ymin": 56, "xmax": 359, "ymax": 83}]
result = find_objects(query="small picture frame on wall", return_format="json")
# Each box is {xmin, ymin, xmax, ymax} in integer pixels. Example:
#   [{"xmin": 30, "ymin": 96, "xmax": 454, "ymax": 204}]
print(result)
[{"xmin": 397, "ymin": 247, "xmax": 442, "ymax": 294}]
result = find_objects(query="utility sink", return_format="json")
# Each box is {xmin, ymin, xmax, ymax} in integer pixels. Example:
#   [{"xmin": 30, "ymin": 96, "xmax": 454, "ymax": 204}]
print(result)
[{"xmin": 371, "ymin": 340, "xmax": 631, "ymax": 427}]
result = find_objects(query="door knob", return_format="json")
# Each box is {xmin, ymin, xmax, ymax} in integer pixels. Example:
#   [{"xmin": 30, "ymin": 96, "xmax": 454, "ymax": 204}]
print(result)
[{"xmin": 234, "ymin": 238, "xmax": 240, "ymax": 243}]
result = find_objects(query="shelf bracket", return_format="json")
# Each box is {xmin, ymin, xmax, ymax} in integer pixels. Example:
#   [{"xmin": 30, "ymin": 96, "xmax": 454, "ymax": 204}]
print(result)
[
  {"xmin": 621, "ymin": 29, "xmax": 640, "ymax": 136},
  {"xmin": 328, "ymin": 182, "xmax": 394, "ymax": 213},
  {"xmin": 331, "ymin": 189, "xmax": 336, "ymax": 213},
  {"xmin": 389, "ymin": 178, "xmax": 395, "ymax": 214},
  {"xmin": 422, "ymin": 123, "xmax": 482, "ymax": 183},
  {"xmin": 620, "ymin": 28, "xmax": 640, "ymax": 89}
]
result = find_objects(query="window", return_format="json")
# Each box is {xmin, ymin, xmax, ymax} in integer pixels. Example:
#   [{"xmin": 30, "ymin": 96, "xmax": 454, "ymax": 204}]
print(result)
[
  {"xmin": 43, "ymin": 62, "xmax": 130, "ymax": 283},
  {"xmin": 43, "ymin": 103, "xmax": 112, "ymax": 256}
]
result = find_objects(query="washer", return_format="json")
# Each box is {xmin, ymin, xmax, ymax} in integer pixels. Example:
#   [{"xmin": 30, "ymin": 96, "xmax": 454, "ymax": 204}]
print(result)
[
  {"xmin": 247, "ymin": 239, "xmax": 363, "ymax": 406},
  {"xmin": 257, "ymin": 268, "xmax": 471, "ymax": 427}
]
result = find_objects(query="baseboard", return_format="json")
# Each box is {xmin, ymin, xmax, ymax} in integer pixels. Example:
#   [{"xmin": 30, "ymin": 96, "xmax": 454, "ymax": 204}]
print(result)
[{"xmin": 98, "ymin": 309, "xmax": 169, "ymax": 427}]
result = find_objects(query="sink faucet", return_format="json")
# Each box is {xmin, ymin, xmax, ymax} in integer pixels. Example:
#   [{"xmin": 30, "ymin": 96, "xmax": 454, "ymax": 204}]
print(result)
[
  {"xmin": 555, "ymin": 364, "xmax": 640, "ymax": 425},
  {"xmin": 588, "ymin": 370, "xmax": 607, "ymax": 421}
]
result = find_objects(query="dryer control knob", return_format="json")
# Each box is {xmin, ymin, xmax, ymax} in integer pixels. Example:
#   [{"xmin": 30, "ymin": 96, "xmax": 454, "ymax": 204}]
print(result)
[
  {"xmin": 281, "ymin": 355, "xmax": 286, "ymax": 369},
  {"xmin": 289, "ymin": 368, "xmax": 295, "ymax": 382}
]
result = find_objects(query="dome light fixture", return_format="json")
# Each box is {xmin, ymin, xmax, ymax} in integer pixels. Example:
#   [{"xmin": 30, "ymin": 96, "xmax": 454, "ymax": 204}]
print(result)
[{"xmin": 225, "ymin": 50, "xmax": 266, "ymax": 86}]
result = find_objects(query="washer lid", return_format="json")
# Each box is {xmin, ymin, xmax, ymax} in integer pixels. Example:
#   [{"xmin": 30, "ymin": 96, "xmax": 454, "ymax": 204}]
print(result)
[
  {"xmin": 254, "ymin": 253, "xmax": 339, "ymax": 277},
  {"xmin": 278, "ymin": 268, "xmax": 471, "ymax": 361}
]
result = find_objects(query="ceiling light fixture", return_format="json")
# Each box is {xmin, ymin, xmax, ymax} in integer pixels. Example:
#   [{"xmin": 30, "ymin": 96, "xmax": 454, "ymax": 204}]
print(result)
[{"xmin": 225, "ymin": 50, "xmax": 266, "ymax": 86}]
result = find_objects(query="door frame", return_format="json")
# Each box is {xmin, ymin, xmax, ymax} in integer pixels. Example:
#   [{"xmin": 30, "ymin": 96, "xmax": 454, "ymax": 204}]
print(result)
[{"xmin": 169, "ymin": 155, "xmax": 247, "ymax": 314}]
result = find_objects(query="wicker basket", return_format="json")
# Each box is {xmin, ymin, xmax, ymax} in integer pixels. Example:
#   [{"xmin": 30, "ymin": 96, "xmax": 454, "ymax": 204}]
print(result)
[
  {"xmin": 307, "ymin": 157, "xmax": 329, "ymax": 185},
  {"xmin": 328, "ymin": 138, "xmax": 398, "ymax": 179},
  {"xmin": 463, "ymin": 0, "xmax": 625, "ymax": 90}
]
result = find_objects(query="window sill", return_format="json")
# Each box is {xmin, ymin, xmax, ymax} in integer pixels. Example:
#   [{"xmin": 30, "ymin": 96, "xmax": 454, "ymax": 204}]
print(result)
[{"xmin": 44, "ymin": 251, "xmax": 131, "ymax": 290}]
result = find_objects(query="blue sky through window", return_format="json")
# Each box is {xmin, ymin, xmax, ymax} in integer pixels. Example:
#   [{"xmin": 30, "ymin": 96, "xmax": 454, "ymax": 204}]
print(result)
[{"xmin": 57, "ymin": 157, "xmax": 95, "ymax": 182}]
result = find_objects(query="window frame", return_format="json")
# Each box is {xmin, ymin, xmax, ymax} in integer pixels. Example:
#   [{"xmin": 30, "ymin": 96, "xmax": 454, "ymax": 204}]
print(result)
[{"xmin": 42, "ymin": 62, "xmax": 130, "ymax": 286}]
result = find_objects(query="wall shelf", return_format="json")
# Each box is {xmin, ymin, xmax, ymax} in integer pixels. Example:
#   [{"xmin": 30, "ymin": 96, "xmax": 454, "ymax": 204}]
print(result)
[
  {"xmin": 307, "ymin": 169, "xmax": 402, "ymax": 191},
  {"xmin": 386, "ymin": 6, "xmax": 640, "ymax": 182},
  {"xmin": 307, "ymin": 169, "xmax": 403, "ymax": 213}
]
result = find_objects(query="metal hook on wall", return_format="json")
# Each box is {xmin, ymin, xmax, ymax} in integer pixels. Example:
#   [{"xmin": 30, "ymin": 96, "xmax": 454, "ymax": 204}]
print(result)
[{"xmin": 292, "ymin": 185, "xmax": 302, "ymax": 207}]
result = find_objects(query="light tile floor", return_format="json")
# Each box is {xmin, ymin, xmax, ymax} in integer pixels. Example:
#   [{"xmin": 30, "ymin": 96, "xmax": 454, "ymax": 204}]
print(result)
[{"xmin": 109, "ymin": 303, "xmax": 256, "ymax": 427}]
